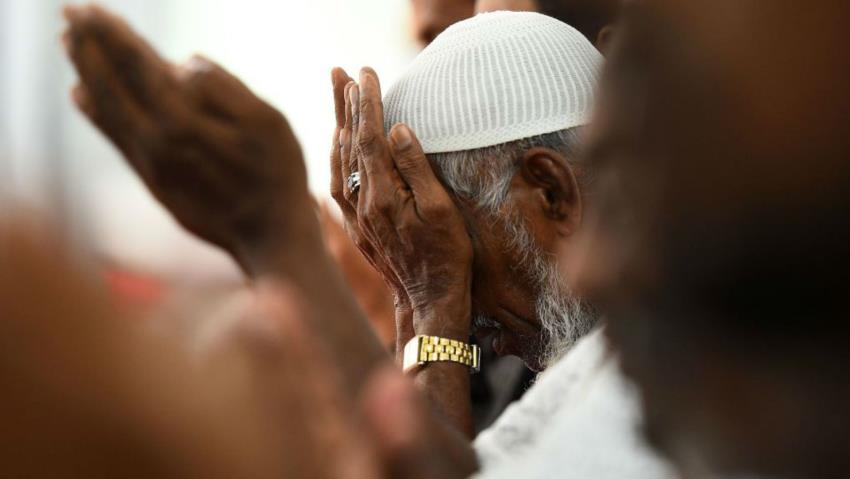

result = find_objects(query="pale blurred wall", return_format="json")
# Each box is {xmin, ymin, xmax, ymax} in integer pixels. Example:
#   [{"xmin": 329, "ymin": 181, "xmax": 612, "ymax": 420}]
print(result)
[{"xmin": 1, "ymin": 0, "xmax": 417, "ymax": 280}]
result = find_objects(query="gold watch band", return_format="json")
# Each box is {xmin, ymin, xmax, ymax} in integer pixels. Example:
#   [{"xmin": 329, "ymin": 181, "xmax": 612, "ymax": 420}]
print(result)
[{"xmin": 402, "ymin": 335, "xmax": 481, "ymax": 374}]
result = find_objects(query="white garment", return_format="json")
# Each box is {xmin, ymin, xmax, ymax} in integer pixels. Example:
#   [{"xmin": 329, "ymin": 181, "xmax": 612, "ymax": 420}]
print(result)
[{"xmin": 474, "ymin": 328, "xmax": 678, "ymax": 479}]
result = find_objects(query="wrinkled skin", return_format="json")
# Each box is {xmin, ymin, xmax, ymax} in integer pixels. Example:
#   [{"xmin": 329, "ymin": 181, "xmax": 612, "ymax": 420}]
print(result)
[
  {"xmin": 331, "ymin": 69, "xmax": 474, "ymax": 338},
  {"xmin": 330, "ymin": 67, "xmax": 476, "ymax": 434},
  {"xmin": 331, "ymin": 63, "xmax": 586, "ymax": 435},
  {"xmin": 331, "ymin": 70, "xmax": 585, "ymax": 371}
]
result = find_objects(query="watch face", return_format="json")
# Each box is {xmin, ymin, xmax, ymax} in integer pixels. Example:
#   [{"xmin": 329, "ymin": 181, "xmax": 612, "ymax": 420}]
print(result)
[{"xmin": 402, "ymin": 336, "xmax": 424, "ymax": 373}]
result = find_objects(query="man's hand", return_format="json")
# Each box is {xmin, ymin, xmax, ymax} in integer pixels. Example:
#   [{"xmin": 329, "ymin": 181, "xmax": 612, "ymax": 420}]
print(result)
[
  {"xmin": 331, "ymin": 67, "xmax": 474, "ymax": 341},
  {"xmin": 330, "ymin": 68, "xmax": 415, "ymax": 358},
  {"xmin": 63, "ymin": 2, "xmax": 389, "ymax": 400},
  {"xmin": 63, "ymin": 4, "xmax": 313, "ymax": 275},
  {"xmin": 331, "ymin": 68, "xmax": 477, "ymax": 436}
]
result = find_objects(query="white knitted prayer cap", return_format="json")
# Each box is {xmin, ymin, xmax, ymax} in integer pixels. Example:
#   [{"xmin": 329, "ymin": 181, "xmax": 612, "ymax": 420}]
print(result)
[{"xmin": 383, "ymin": 11, "xmax": 603, "ymax": 154}]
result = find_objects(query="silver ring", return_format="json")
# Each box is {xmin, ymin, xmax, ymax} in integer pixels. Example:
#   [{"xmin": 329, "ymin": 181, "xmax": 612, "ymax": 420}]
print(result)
[{"xmin": 347, "ymin": 171, "xmax": 361, "ymax": 194}]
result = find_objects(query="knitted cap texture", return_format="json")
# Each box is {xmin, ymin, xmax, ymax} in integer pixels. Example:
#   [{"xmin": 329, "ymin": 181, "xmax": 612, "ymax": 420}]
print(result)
[{"xmin": 383, "ymin": 11, "xmax": 603, "ymax": 154}]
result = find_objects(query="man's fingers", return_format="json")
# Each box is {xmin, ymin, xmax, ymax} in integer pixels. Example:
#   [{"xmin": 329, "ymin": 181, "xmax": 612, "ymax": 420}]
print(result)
[
  {"xmin": 349, "ymin": 83, "xmax": 362, "ymax": 179},
  {"xmin": 332, "ymin": 67, "xmax": 353, "ymax": 128},
  {"xmin": 356, "ymin": 69, "xmax": 402, "ymax": 236},
  {"xmin": 341, "ymin": 81, "xmax": 357, "ymax": 206},
  {"xmin": 71, "ymin": 84, "xmax": 95, "ymax": 119},
  {"xmin": 331, "ymin": 125, "xmax": 346, "ymax": 206},
  {"xmin": 65, "ymin": 37, "xmax": 150, "ymax": 158},
  {"xmin": 357, "ymin": 68, "xmax": 394, "ymax": 179},
  {"xmin": 331, "ymin": 70, "xmax": 354, "ymax": 209},
  {"xmin": 65, "ymin": 4, "xmax": 175, "ymax": 113},
  {"xmin": 177, "ymin": 55, "xmax": 262, "ymax": 120},
  {"xmin": 389, "ymin": 124, "xmax": 443, "ymax": 198}
]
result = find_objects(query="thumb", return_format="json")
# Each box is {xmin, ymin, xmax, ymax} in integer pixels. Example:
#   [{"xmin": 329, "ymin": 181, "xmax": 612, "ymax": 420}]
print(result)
[{"xmin": 388, "ymin": 124, "xmax": 442, "ymax": 198}]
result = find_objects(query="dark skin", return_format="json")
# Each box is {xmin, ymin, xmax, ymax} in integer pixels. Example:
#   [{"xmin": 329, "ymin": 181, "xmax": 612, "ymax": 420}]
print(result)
[
  {"xmin": 61, "ymin": 3, "xmax": 386, "ymax": 395},
  {"xmin": 0, "ymin": 219, "xmax": 466, "ymax": 478},
  {"xmin": 570, "ymin": 1, "xmax": 850, "ymax": 478},
  {"xmin": 410, "ymin": 0, "xmax": 475, "ymax": 46},
  {"xmin": 62, "ymin": 4, "xmax": 476, "ymax": 476},
  {"xmin": 475, "ymin": 0, "xmax": 620, "ymax": 54},
  {"xmin": 331, "ymin": 67, "xmax": 584, "ymax": 435},
  {"xmin": 319, "ymin": 202, "xmax": 397, "ymax": 352},
  {"xmin": 468, "ymin": 147, "xmax": 584, "ymax": 371}
]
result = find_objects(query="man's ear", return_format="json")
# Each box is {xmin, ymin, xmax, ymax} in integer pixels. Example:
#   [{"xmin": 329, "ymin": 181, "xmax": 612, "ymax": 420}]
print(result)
[
  {"xmin": 518, "ymin": 147, "xmax": 582, "ymax": 237},
  {"xmin": 595, "ymin": 25, "xmax": 617, "ymax": 56}
]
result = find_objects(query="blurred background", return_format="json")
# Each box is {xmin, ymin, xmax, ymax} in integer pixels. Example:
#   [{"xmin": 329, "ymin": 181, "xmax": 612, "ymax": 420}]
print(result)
[{"xmin": 1, "ymin": 0, "xmax": 417, "ymax": 310}]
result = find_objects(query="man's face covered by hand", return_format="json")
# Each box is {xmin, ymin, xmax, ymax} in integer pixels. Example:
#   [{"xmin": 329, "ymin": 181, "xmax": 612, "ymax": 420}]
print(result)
[
  {"xmin": 373, "ymin": 11, "xmax": 603, "ymax": 372},
  {"xmin": 436, "ymin": 142, "xmax": 597, "ymax": 372}
]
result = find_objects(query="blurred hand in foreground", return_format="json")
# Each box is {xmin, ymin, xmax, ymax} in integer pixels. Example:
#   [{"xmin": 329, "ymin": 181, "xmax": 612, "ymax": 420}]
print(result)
[
  {"xmin": 319, "ymin": 202, "xmax": 397, "ymax": 351},
  {"xmin": 61, "ymin": 1, "xmax": 401, "ymax": 407},
  {"xmin": 0, "ymin": 218, "xmax": 470, "ymax": 478},
  {"xmin": 62, "ymin": 4, "xmax": 314, "ymax": 275}
]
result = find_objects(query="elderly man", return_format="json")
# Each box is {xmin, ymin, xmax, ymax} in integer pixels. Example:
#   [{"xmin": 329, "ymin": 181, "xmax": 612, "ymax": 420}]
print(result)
[
  {"xmin": 333, "ymin": 11, "xmax": 674, "ymax": 476},
  {"xmin": 333, "ymin": 10, "xmax": 597, "ymax": 391},
  {"xmin": 61, "ymin": 4, "xmax": 670, "ymax": 478}
]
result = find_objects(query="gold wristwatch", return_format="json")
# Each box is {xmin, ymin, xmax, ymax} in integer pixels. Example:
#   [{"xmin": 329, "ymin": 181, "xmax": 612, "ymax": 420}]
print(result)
[{"xmin": 402, "ymin": 335, "xmax": 481, "ymax": 374}]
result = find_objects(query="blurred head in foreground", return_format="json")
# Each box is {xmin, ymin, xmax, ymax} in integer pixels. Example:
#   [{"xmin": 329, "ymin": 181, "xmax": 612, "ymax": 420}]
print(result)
[
  {"xmin": 475, "ymin": 0, "xmax": 621, "ymax": 52},
  {"xmin": 411, "ymin": 0, "xmax": 475, "ymax": 46},
  {"xmin": 572, "ymin": 1, "xmax": 850, "ymax": 477},
  {"xmin": 384, "ymin": 12, "xmax": 603, "ymax": 370},
  {"xmin": 0, "ymin": 224, "xmax": 286, "ymax": 477}
]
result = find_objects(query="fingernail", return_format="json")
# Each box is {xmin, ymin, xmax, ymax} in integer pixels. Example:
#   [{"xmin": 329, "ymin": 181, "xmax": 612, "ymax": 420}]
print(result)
[
  {"xmin": 391, "ymin": 125, "xmax": 412, "ymax": 150},
  {"xmin": 360, "ymin": 67, "xmax": 372, "ymax": 83},
  {"xmin": 350, "ymin": 85, "xmax": 359, "ymax": 115}
]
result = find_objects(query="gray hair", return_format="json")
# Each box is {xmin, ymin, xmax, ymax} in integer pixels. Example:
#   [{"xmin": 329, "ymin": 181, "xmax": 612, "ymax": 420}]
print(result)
[
  {"xmin": 426, "ymin": 127, "xmax": 586, "ymax": 213},
  {"xmin": 429, "ymin": 126, "xmax": 597, "ymax": 367}
]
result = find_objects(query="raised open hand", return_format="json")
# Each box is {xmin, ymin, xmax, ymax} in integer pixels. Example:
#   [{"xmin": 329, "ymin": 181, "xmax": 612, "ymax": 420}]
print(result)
[
  {"xmin": 333, "ymin": 68, "xmax": 473, "ymax": 340},
  {"xmin": 63, "ymin": 4, "xmax": 313, "ymax": 275}
]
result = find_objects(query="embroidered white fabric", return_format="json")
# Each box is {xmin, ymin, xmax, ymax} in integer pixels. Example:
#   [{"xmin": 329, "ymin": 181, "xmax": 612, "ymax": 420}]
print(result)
[
  {"xmin": 382, "ymin": 11, "xmax": 602, "ymax": 154},
  {"xmin": 473, "ymin": 328, "xmax": 678, "ymax": 479}
]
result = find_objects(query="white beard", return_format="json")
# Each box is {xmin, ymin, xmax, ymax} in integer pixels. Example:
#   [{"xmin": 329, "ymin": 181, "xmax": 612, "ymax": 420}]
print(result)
[{"xmin": 503, "ymin": 210, "xmax": 598, "ymax": 369}]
